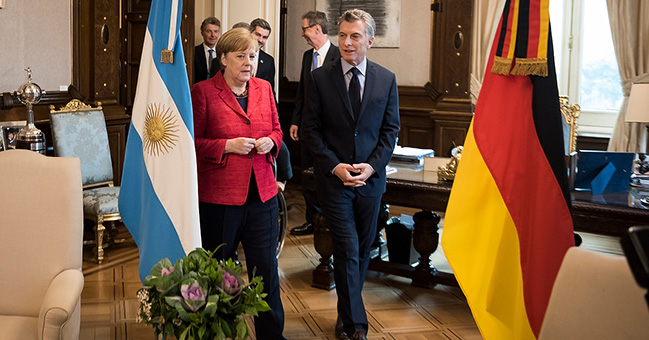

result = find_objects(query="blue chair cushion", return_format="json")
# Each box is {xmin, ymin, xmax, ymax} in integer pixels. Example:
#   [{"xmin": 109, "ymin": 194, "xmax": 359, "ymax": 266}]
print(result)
[{"xmin": 83, "ymin": 186, "xmax": 120, "ymax": 215}]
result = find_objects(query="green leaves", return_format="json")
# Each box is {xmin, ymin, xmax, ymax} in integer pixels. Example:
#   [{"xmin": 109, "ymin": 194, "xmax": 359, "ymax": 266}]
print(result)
[{"xmin": 136, "ymin": 247, "xmax": 268, "ymax": 340}]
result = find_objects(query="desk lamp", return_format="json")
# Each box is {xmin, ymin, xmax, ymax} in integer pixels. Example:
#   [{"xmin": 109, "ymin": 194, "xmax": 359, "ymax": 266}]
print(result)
[
  {"xmin": 626, "ymin": 83, "xmax": 649, "ymax": 205},
  {"xmin": 626, "ymin": 83, "xmax": 649, "ymax": 171}
]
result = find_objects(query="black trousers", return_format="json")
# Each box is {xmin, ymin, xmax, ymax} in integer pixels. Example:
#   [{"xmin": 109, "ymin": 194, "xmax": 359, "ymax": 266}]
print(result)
[
  {"xmin": 199, "ymin": 196, "xmax": 285, "ymax": 340},
  {"xmin": 319, "ymin": 188, "xmax": 382, "ymax": 335},
  {"xmin": 300, "ymin": 141, "xmax": 319, "ymax": 223}
]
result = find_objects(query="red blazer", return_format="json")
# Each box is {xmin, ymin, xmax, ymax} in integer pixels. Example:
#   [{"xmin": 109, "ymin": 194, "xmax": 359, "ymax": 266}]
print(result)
[{"xmin": 192, "ymin": 71, "xmax": 283, "ymax": 205}]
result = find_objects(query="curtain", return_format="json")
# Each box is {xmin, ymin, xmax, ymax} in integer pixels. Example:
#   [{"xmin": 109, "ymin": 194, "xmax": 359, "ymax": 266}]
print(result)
[
  {"xmin": 470, "ymin": 0, "xmax": 503, "ymax": 104},
  {"xmin": 606, "ymin": 0, "xmax": 649, "ymax": 152}
]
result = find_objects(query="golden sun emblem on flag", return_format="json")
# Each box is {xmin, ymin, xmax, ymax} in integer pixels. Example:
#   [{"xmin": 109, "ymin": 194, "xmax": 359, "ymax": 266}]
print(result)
[{"xmin": 143, "ymin": 103, "xmax": 179, "ymax": 156}]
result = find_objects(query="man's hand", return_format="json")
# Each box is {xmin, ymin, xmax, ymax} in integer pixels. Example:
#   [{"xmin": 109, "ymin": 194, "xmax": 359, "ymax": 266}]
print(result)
[
  {"xmin": 333, "ymin": 163, "xmax": 366, "ymax": 187},
  {"xmin": 289, "ymin": 124, "xmax": 299, "ymax": 141},
  {"xmin": 225, "ymin": 137, "xmax": 256, "ymax": 155},
  {"xmin": 351, "ymin": 163, "xmax": 375, "ymax": 181}
]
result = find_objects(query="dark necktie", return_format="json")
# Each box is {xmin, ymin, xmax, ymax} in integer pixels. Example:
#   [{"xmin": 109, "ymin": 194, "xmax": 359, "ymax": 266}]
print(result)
[
  {"xmin": 208, "ymin": 49, "xmax": 215, "ymax": 74},
  {"xmin": 348, "ymin": 67, "xmax": 361, "ymax": 119}
]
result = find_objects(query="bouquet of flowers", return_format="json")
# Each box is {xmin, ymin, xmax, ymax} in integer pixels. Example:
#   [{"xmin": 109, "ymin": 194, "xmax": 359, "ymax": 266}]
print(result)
[{"xmin": 136, "ymin": 248, "xmax": 270, "ymax": 340}]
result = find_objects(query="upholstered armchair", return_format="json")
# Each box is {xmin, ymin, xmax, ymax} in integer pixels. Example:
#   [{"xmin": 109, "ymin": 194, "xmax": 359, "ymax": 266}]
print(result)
[
  {"xmin": 50, "ymin": 99, "xmax": 121, "ymax": 264},
  {"xmin": 0, "ymin": 150, "xmax": 84, "ymax": 340}
]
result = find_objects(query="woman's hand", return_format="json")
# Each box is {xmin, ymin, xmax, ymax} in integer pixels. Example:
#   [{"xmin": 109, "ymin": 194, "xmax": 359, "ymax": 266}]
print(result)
[
  {"xmin": 225, "ymin": 137, "xmax": 256, "ymax": 155},
  {"xmin": 255, "ymin": 137, "xmax": 275, "ymax": 154}
]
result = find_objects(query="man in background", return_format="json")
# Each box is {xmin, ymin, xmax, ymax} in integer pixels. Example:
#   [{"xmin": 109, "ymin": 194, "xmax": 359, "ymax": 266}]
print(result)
[
  {"xmin": 193, "ymin": 17, "xmax": 221, "ymax": 84},
  {"xmin": 289, "ymin": 11, "xmax": 340, "ymax": 236},
  {"xmin": 249, "ymin": 18, "xmax": 276, "ymax": 95}
]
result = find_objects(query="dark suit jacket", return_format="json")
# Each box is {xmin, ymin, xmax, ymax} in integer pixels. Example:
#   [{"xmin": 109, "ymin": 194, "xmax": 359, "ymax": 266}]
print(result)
[
  {"xmin": 302, "ymin": 58, "xmax": 400, "ymax": 197},
  {"xmin": 291, "ymin": 45, "xmax": 341, "ymax": 136},
  {"xmin": 192, "ymin": 71, "xmax": 283, "ymax": 206},
  {"xmin": 193, "ymin": 44, "xmax": 213, "ymax": 84},
  {"xmin": 255, "ymin": 49, "xmax": 276, "ymax": 94}
]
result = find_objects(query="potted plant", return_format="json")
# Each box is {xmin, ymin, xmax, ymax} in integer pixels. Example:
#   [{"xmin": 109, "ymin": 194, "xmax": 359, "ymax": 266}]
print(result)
[{"xmin": 136, "ymin": 248, "xmax": 270, "ymax": 340}]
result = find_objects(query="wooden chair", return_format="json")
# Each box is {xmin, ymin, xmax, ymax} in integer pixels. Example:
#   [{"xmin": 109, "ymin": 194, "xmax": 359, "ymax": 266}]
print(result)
[{"xmin": 50, "ymin": 99, "xmax": 121, "ymax": 263}]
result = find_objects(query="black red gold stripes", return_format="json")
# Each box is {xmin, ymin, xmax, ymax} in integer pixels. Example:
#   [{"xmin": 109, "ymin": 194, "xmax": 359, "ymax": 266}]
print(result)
[{"xmin": 492, "ymin": 0, "xmax": 550, "ymax": 76}]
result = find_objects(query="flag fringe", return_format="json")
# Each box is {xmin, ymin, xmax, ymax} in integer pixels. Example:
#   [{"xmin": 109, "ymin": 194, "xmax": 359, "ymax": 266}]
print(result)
[
  {"xmin": 511, "ymin": 58, "xmax": 548, "ymax": 77},
  {"xmin": 492, "ymin": 56, "xmax": 514, "ymax": 75}
]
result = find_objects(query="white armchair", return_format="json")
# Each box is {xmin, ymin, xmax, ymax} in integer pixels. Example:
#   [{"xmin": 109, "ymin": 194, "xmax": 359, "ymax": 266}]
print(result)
[
  {"xmin": 0, "ymin": 150, "xmax": 84, "ymax": 340},
  {"xmin": 539, "ymin": 247, "xmax": 649, "ymax": 339}
]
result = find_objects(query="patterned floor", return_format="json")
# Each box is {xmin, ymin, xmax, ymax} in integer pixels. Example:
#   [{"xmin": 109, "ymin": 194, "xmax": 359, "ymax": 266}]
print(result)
[{"xmin": 79, "ymin": 187, "xmax": 622, "ymax": 339}]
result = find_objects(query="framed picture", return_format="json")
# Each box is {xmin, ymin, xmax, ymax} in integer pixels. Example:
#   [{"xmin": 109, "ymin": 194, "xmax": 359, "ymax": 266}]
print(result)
[
  {"xmin": 316, "ymin": 0, "xmax": 401, "ymax": 47},
  {"xmin": 0, "ymin": 0, "xmax": 4, "ymax": 9},
  {"xmin": 0, "ymin": 121, "xmax": 26, "ymax": 151}
]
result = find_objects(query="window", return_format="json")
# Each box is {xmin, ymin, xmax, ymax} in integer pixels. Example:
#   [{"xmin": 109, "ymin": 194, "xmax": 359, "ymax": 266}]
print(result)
[{"xmin": 550, "ymin": 0, "xmax": 623, "ymax": 137}]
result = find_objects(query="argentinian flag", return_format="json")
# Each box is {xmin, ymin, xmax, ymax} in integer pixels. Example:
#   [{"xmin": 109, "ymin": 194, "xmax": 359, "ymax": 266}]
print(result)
[{"xmin": 119, "ymin": 0, "xmax": 201, "ymax": 283}]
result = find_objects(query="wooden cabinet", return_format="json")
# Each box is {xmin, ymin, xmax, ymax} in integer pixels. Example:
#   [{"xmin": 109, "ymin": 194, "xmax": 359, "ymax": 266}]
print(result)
[
  {"xmin": 120, "ymin": 0, "xmax": 194, "ymax": 113},
  {"xmin": 103, "ymin": 106, "xmax": 130, "ymax": 186},
  {"xmin": 74, "ymin": 0, "xmax": 121, "ymax": 105}
]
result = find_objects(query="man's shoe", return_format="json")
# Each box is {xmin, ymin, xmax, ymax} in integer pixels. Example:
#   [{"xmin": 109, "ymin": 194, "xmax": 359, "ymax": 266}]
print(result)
[
  {"xmin": 350, "ymin": 331, "xmax": 367, "ymax": 340},
  {"xmin": 335, "ymin": 316, "xmax": 349, "ymax": 339},
  {"xmin": 335, "ymin": 329, "xmax": 349, "ymax": 340},
  {"xmin": 290, "ymin": 222, "xmax": 314, "ymax": 235}
]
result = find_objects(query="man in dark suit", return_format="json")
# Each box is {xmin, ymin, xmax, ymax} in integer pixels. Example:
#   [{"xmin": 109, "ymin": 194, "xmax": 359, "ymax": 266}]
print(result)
[
  {"xmin": 302, "ymin": 9, "xmax": 400, "ymax": 340},
  {"xmin": 193, "ymin": 17, "xmax": 221, "ymax": 84},
  {"xmin": 249, "ymin": 18, "xmax": 276, "ymax": 95},
  {"xmin": 289, "ymin": 10, "xmax": 341, "ymax": 236},
  {"xmin": 243, "ymin": 18, "xmax": 292, "ymax": 189}
]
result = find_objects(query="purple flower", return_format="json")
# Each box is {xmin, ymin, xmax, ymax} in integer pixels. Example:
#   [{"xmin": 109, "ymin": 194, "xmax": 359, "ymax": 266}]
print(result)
[
  {"xmin": 180, "ymin": 280, "xmax": 206, "ymax": 312},
  {"xmin": 222, "ymin": 272, "xmax": 241, "ymax": 296},
  {"xmin": 161, "ymin": 266, "xmax": 174, "ymax": 276}
]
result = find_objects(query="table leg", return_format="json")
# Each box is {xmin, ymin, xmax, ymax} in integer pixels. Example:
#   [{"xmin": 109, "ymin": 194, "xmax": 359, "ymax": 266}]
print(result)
[{"xmin": 312, "ymin": 212, "xmax": 335, "ymax": 290}]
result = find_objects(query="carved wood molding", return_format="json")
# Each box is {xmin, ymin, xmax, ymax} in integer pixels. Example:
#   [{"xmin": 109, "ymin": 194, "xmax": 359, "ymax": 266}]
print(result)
[{"xmin": 1, "ymin": 91, "xmax": 74, "ymax": 111}]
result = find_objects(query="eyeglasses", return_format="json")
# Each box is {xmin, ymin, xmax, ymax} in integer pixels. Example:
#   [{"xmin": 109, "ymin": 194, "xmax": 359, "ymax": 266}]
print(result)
[{"xmin": 301, "ymin": 24, "xmax": 316, "ymax": 32}]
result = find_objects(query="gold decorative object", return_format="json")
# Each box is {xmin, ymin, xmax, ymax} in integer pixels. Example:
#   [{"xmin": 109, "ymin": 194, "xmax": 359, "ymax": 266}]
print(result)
[
  {"xmin": 161, "ymin": 49, "xmax": 173, "ymax": 64},
  {"xmin": 438, "ymin": 146, "xmax": 463, "ymax": 182},
  {"xmin": 50, "ymin": 99, "xmax": 102, "ymax": 114},
  {"xmin": 143, "ymin": 103, "xmax": 179, "ymax": 156},
  {"xmin": 560, "ymin": 96, "xmax": 580, "ymax": 154}
]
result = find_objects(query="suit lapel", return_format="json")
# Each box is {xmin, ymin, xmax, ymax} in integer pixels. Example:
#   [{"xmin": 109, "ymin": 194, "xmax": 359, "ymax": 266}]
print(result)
[
  {"xmin": 357, "ymin": 60, "xmax": 375, "ymax": 121},
  {"xmin": 257, "ymin": 51, "xmax": 268, "ymax": 79},
  {"xmin": 214, "ymin": 73, "xmax": 248, "ymax": 118},
  {"xmin": 304, "ymin": 50, "xmax": 313, "ymax": 77},
  {"xmin": 324, "ymin": 45, "xmax": 339, "ymax": 63},
  {"xmin": 246, "ymin": 80, "xmax": 262, "ymax": 118},
  {"xmin": 196, "ymin": 45, "xmax": 207, "ymax": 76},
  {"xmin": 331, "ymin": 60, "xmax": 355, "ymax": 121}
]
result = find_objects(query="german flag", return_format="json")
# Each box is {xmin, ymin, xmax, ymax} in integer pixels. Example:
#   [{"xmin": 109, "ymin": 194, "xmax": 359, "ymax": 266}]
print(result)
[{"xmin": 441, "ymin": 0, "xmax": 574, "ymax": 338}]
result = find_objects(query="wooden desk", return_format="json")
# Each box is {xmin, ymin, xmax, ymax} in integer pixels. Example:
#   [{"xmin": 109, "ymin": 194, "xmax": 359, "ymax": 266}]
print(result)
[
  {"xmin": 571, "ymin": 188, "xmax": 649, "ymax": 236},
  {"xmin": 306, "ymin": 164, "xmax": 457, "ymax": 289},
  {"xmin": 306, "ymin": 164, "xmax": 649, "ymax": 290}
]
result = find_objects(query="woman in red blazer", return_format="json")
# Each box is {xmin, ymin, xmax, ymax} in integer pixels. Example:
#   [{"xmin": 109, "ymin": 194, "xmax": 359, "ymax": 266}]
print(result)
[{"xmin": 191, "ymin": 28, "xmax": 285, "ymax": 340}]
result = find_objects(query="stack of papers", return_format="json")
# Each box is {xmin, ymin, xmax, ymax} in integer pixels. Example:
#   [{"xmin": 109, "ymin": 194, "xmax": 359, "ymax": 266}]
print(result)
[{"xmin": 391, "ymin": 146, "xmax": 435, "ymax": 165}]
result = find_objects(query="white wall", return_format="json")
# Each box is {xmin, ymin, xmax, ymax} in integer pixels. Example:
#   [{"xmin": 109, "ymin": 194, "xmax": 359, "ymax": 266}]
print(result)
[{"xmin": 0, "ymin": 0, "xmax": 71, "ymax": 92}]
